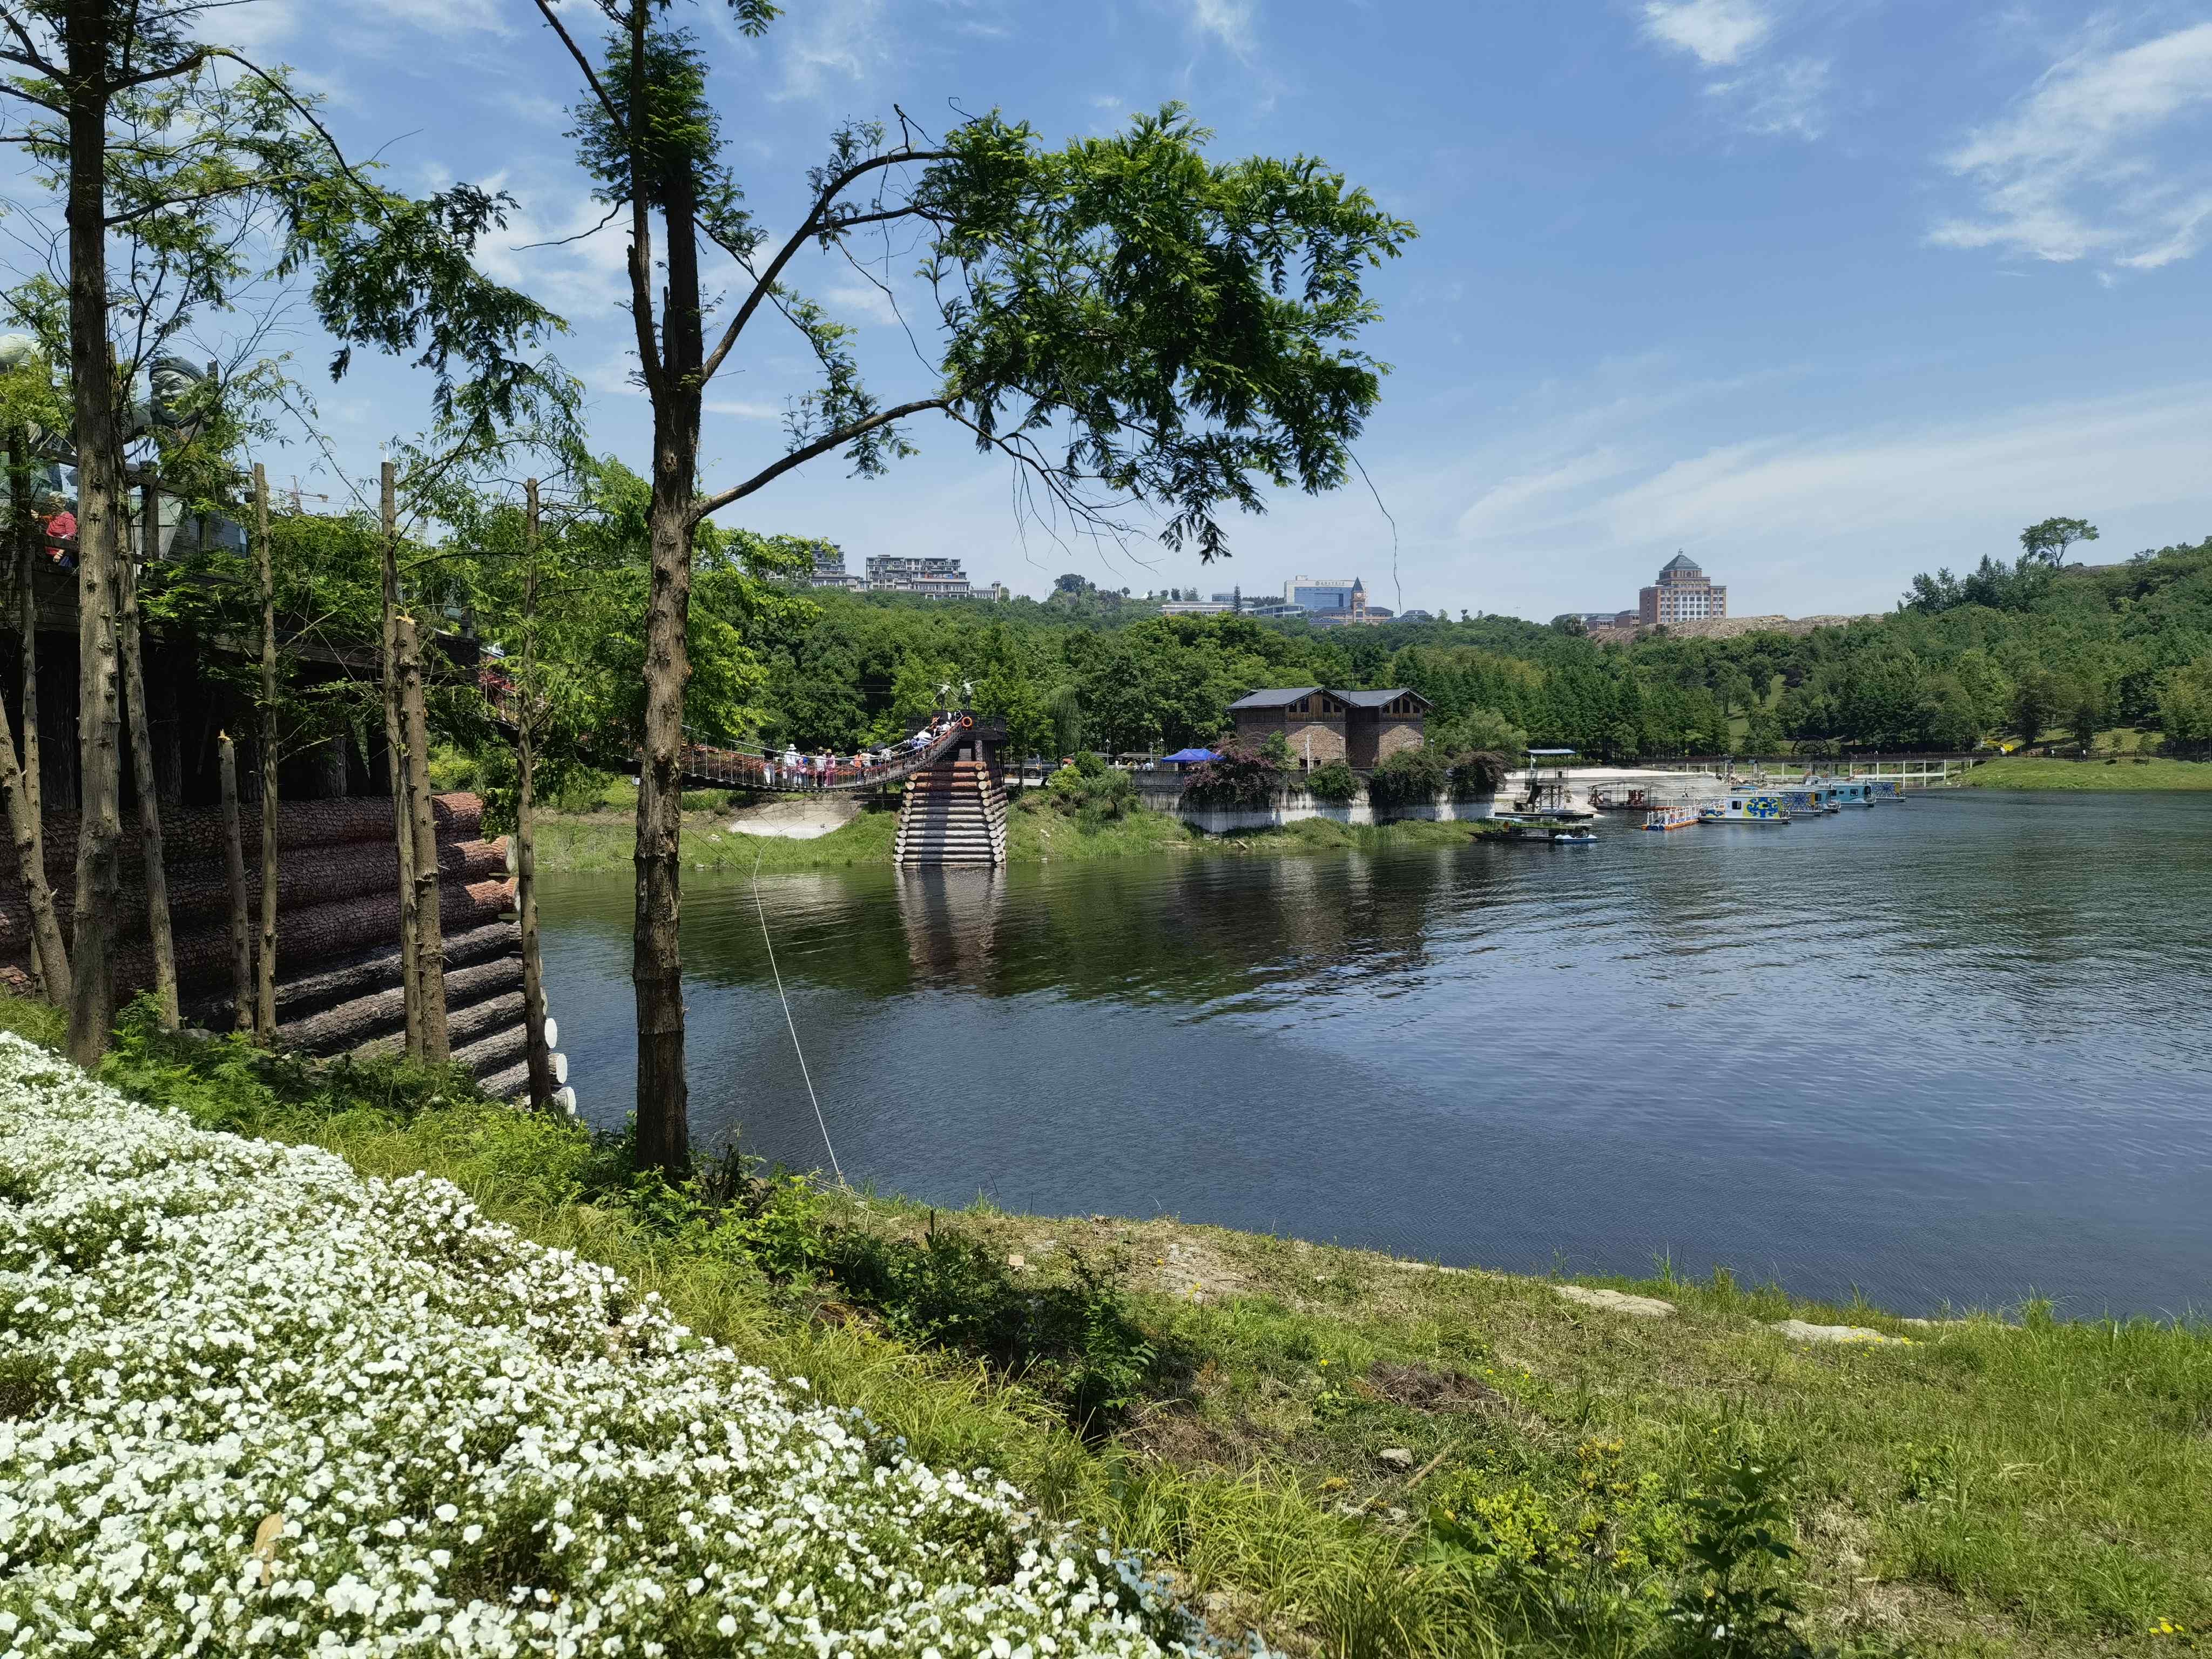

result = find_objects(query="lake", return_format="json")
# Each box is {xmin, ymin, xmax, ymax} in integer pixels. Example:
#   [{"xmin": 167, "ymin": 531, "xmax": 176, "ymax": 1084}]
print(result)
[{"xmin": 538, "ymin": 789, "xmax": 2212, "ymax": 1318}]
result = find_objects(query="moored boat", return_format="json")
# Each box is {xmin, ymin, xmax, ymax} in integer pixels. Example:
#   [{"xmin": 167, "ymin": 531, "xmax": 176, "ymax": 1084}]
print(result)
[
  {"xmin": 1698, "ymin": 792, "xmax": 1791, "ymax": 825},
  {"xmin": 1642, "ymin": 802, "xmax": 1701, "ymax": 831}
]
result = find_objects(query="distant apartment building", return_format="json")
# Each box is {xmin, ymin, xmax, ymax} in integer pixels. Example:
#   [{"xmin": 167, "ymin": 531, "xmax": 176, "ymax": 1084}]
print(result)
[
  {"xmin": 865, "ymin": 555, "xmax": 972, "ymax": 598},
  {"xmin": 1638, "ymin": 554, "xmax": 1725, "ymax": 625},
  {"xmin": 808, "ymin": 545, "xmax": 864, "ymax": 590}
]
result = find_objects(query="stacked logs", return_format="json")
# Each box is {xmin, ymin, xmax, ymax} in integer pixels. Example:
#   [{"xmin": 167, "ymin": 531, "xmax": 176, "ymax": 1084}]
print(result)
[{"xmin": 0, "ymin": 791, "xmax": 562, "ymax": 1103}]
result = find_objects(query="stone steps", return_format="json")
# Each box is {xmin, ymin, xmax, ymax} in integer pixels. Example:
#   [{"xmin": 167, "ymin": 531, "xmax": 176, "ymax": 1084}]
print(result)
[{"xmin": 896, "ymin": 758, "xmax": 1007, "ymax": 866}]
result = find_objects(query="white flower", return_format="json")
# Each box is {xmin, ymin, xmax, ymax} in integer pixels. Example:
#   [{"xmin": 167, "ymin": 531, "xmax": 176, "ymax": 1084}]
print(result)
[{"xmin": 0, "ymin": 1036, "xmax": 1193, "ymax": 1659}]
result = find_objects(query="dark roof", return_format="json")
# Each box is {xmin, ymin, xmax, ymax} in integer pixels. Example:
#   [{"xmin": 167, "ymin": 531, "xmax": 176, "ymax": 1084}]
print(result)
[
  {"xmin": 1333, "ymin": 687, "xmax": 1431, "ymax": 711},
  {"xmin": 1660, "ymin": 553, "xmax": 1701, "ymax": 574},
  {"xmin": 1228, "ymin": 687, "xmax": 1322, "ymax": 710}
]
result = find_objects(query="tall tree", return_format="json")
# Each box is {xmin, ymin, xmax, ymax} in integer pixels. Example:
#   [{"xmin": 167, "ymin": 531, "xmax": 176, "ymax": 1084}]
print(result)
[
  {"xmin": 534, "ymin": 1, "xmax": 1413, "ymax": 1172},
  {"xmin": 2020, "ymin": 517, "xmax": 2099, "ymax": 569}
]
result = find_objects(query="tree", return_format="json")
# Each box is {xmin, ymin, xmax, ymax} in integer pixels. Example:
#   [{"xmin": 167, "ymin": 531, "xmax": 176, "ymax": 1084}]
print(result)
[
  {"xmin": 2011, "ymin": 667, "xmax": 2061, "ymax": 748},
  {"xmin": 2156, "ymin": 656, "xmax": 2212, "ymax": 756},
  {"xmin": 528, "ymin": 4, "xmax": 1413, "ymax": 1174},
  {"xmin": 2063, "ymin": 675, "xmax": 2105, "ymax": 754},
  {"xmin": 2020, "ymin": 517, "xmax": 2098, "ymax": 569}
]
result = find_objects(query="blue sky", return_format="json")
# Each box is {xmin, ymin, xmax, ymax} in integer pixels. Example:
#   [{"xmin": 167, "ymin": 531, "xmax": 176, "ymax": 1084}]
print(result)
[{"xmin": 114, "ymin": 1, "xmax": 2212, "ymax": 616}]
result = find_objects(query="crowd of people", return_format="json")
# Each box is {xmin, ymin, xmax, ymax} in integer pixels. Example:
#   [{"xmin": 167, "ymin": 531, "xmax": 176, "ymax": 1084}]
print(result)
[{"xmin": 759, "ymin": 711, "xmax": 963, "ymax": 788}]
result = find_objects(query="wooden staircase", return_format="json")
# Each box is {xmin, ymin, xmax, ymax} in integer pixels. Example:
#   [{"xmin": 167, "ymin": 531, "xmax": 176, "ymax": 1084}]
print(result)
[{"xmin": 895, "ymin": 757, "xmax": 1007, "ymax": 866}]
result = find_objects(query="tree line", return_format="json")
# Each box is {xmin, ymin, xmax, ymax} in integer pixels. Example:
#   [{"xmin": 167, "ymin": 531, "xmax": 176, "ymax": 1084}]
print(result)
[
  {"xmin": 0, "ymin": 0, "xmax": 1413, "ymax": 1181},
  {"xmin": 727, "ymin": 519, "xmax": 2212, "ymax": 766}
]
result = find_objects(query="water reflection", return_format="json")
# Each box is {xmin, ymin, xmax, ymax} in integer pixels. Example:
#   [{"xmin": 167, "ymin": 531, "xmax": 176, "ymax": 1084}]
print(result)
[{"xmin": 538, "ymin": 791, "xmax": 2212, "ymax": 1316}]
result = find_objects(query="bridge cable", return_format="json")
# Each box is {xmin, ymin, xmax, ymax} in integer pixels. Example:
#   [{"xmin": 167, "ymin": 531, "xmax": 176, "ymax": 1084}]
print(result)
[{"xmin": 750, "ymin": 845, "xmax": 847, "ymax": 1188}]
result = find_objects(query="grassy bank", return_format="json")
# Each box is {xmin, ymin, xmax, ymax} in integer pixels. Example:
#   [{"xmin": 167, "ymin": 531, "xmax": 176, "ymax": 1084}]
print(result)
[
  {"xmin": 1951, "ymin": 754, "xmax": 2212, "ymax": 791},
  {"xmin": 528, "ymin": 797, "xmax": 1506, "ymax": 874},
  {"xmin": 14, "ymin": 999, "xmax": 2207, "ymax": 1658}
]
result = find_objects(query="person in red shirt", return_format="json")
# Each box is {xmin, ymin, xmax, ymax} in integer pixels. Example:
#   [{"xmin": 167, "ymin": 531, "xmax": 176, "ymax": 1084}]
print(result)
[{"xmin": 40, "ymin": 497, "xmax": 77, "ymax": 563}]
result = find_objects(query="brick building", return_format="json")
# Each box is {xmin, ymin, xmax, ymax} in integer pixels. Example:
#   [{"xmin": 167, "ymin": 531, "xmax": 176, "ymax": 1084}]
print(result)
[
  {"xmin": 1337, "ymin": 688, "xmax": 1431, "ymax": 767},
  {"xmin": 1225, "ymin": 686, "xmax": 1429, "ymax": 768},
  {"xmin": 1638, "ymin": 554, "xmax": 1725, "ymax": 625}
]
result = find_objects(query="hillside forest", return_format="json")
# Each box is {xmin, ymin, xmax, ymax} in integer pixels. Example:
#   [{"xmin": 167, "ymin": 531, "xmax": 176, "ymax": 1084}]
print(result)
[{"xmin": 676, "ymin": 527, "xmax": 2212, "ymax": 769}]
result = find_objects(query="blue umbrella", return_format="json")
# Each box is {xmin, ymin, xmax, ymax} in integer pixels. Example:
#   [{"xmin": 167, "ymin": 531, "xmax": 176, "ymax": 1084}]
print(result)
[{"xmin": 1162, "ymin": 747, "xmax": 1220, "ymax": 764}]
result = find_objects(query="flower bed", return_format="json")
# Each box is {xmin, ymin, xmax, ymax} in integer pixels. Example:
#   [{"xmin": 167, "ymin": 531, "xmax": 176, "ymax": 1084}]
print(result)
[{"xmin": 0, "ymin": 1035, "xmax": 1189, "ymax": 1657}]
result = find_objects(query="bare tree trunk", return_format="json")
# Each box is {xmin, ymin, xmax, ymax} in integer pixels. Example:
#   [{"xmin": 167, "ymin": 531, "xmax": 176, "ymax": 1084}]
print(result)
[
  {"xmin": 253, "ymin": 464, "xmax": 276, "ymax": 1037},
  {"xmin": 518, "ymin": 478, "xmax": 553, "ymax": 1110},
  {"xmin": 121, "ymin": 472, "xmax": 176, "ymax": 1025},
  {"xmin": 0, "ymin": 690, "xmax": 70, "ymax": 1003},
  {"xmin": 633, "ymin": 156, "xmax": 703, "ymax": 1177},
  {"xmin": 217, "ymin": 730, "xmax": 250, "ymax": 1029},
  {"xmin": 396, "ymin": 613, "xmax": 447, "ymax": 1061},
  {"xmin": 379, "ymin": 461, "xmax": 422, "ymax": 1058},
  {"xmin": 9, "ymin": 433, "xmax": 42, "ymax": 898},
  {"xmin": 4, "ymin": 431, "xmax": 64, "ymax": 1006},
  {"xmin": 62, "ymin": 1, "xmax": 126, "ymax": 1065}
]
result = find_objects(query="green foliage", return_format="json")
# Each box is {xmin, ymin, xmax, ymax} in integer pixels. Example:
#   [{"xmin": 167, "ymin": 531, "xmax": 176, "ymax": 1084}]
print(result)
[
  {"xmin": 1433, "ymin": 704, "xmax": 1528, "ymax": 760},
  {"xmin": 1448, "ymin": 750, "xmax": 1509, "ymax": 799},
  {"xmin": 1034, "ymin": 756, "xmax": 1136, "ymax": 830},
  {"xmin": 2020, "ymin": 516, "xmax": 2099, "ymax": 568},
  {"xmin": 1366, "ymin": 744, "xmax": 1448, "ymax": 809},
  {"xmin": 1668, "ymin": 1459, "xmax": 1811, "ymax": 1658},
  {"xmin": 1303, "ymin": 758, "xmax": 1361, "ymax": 804},
  {"xmin": 927, "ymin": 104, "xmax": 1417, "ymax": 560},
  {"xmin": 819, "ymin": 1221, "xmax": 1164, "ymax": 1433},
  {"xmin": 2157, "ymin": 656, "xmax": 2212, "ymax": 756},
  {"xmin": 1183, "ymin": 741, "xmax": 1284, "ymax": 808}
]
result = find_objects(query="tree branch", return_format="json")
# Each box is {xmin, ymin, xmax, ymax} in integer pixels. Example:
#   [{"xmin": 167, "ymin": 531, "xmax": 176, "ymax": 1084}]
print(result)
[
  {"xmin": 691, "ymin": 395, "xmax": 949, "ymax": 523},
  {"xmin": 696, "ymin": 149, "xmax": 950, "ymax": 387},
  {"xmin": 203, "ymin": 48, "xmax": 379, "ymax": 203},
  {"xmin": 528, "ymin": 0, "xmax": 621, "ymax": 133}
]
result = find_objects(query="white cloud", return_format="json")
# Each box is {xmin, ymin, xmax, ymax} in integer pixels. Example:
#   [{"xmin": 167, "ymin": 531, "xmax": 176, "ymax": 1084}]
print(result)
[
  {"xmin": 1641, "ymin": 0, "xmax": 1774, "ymax": 68},
  {"xmin": 705, "ymin": 397, "xmax": 784, "ymax": 420},
  {"xmin": 1453, "ymin": 386, "xmax": 2212, "ymax": 576},
  {"xmin": 1932, "ymin": 22, "xmax": 2212, "ymax": 269},
  {"xmin": 1185, "ymin": 0, "xmax": 1258, "ymax": 58},
  {"xmin": 1455, "ymin": 449, "xmax": 1638, "ymax": 538},
  {"xmin": 774, "ymin": 0, "xmax": 893, "ymax": 100},
  {"xmin": 821, "ymin": 282, "xmax": 905, "ymax": 328},
  {"xmin": 1712, "ymin": 53, "xmax": 1828, "ymax": 140},
  {"xmin": 1638, "ymin": 0, "xmax": 1825, "ymax": 141}
]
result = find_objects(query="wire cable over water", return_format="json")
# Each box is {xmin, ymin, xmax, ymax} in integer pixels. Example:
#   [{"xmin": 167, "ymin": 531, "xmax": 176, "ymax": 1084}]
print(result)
[{"xmin": 751, "ymin": 845, "xmax": 847, "ymax": 1188}]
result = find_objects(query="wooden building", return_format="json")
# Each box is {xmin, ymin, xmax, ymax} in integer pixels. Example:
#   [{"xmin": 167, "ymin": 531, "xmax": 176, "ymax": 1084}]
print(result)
[
  {"xmin": 1225, "ymin": 686, "xmax": 1430, "ymax": 769},
  {"xmin": 2, "ymin": 544, "xmax": 555, "ymax": 1102}
]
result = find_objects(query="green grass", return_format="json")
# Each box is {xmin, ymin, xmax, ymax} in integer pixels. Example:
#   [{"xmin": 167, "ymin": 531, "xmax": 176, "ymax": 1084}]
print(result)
[
  {"xmin": 528, "ymin": 798, "xmax": 1506, "ymax": 873},
  {"xmin": 1954, "ymin": 754, "xmax": 2212, "ymax": 791},
  {"xmin": 529, "ymin": 804, "xmax": 903, "ymax": 872},
  {"xmin": 16, "ymin": 995, "xmax": 2208, "ymax": 1658}
]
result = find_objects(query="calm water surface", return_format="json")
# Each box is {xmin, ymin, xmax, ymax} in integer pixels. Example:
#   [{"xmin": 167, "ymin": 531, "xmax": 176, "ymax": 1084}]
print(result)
[{"xmin": 539, "ymin": 790, "xmax": 2212, "ymax": 1316}]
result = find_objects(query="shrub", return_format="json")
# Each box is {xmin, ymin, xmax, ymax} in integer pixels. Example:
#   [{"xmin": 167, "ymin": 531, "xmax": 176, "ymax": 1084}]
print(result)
[
  {"xmin": 1449, "ymin": 750, "xmax": 1509, "ymax": 799},
  {"xmin": 1182, "ymin": 741, "xmax": 1285, "ymax": 808},
  {"xmin": 1366, "ymin": 745, "xmax": 1449, "ymax": 810},
  {"xmin": 1043, "ymin": 756, "xmax": 1136, "ymax": 823},
  {"xmin": 1304, "ymin": 759, "xmax": 1361, "ymax": 804},
  {"xmin": 818, "ymin": 1219, "xmax": 1166, "ymax": 1435}
]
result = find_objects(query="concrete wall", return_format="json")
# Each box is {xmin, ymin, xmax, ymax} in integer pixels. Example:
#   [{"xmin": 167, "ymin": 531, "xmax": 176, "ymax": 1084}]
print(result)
[{"xmin": 1178, "ymin": 789, "xmax": 1494, "ymax": 836}]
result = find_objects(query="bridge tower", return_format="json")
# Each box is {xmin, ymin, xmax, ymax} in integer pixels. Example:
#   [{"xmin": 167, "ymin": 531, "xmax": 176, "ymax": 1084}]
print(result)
[{"xmin": 894, "ymin": 714, "xmax": 1008, "ymax": 866}]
